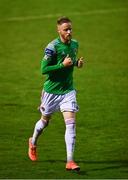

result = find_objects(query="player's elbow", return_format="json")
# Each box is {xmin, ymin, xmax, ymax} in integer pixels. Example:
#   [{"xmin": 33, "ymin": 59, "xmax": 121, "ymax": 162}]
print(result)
[
  {"xmin": 41, "ymin": 68, "xmax": 47, "ymax": 74},
  {"xmin": 41, "ymin": 63, "xmax": 48, "ymax": 74}
]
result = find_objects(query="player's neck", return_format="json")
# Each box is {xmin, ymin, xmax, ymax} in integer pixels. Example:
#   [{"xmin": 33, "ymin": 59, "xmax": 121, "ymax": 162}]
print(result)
[{"xmin": 59, "ymin": 37, "xmax": 71, "ymax": 44}]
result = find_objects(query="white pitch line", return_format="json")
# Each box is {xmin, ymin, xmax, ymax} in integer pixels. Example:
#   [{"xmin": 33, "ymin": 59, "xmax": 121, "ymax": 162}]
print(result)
[{"xmin": 0, "ymin": 8, "xmax": 128, "ymax": 22}]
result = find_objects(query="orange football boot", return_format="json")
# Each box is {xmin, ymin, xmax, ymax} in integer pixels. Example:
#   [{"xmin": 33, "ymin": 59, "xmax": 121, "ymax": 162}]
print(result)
[
  {"xmin": 28, "ymin": 137, "xmax": 37, "ymax": 161},
  {"xmin": 66, "ymin": 161, "xmax": 80, "ymax": 171}
]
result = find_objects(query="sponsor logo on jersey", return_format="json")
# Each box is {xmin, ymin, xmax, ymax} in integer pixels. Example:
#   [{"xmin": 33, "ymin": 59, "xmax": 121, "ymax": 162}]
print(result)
[{"xmin": 45, "ymin": 48, "xmax": 54, "ymax": 57}]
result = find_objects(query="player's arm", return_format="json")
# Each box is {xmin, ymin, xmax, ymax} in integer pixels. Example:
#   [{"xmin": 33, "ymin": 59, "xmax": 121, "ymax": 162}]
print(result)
[
  {"xmin": 41, "ymin": 43, "xmax": 74, "ymax": 74},
  {"xmin": 41, "ymin": 58, "xmax": 64, "ymax": 74},
  {"xmin": 73, "ymin": 43, "xmax": 84, "ymax": 68},
  {"xmin": 41, "ymin": 44, "xmax": 65, "ymax": 75},
  {"xmin": 71, "ymin": 41, "xmax": 84, "ymax": 68},
  {"xmin": 41, "ymin": 55, "xmax": 73, "ymax": 74}
]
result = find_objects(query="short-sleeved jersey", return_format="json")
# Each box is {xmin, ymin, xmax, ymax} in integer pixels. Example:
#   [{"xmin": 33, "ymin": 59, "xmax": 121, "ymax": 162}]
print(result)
[{"xmin": 41, "ymin": 37, "xmax": 78, "ymax": 94}]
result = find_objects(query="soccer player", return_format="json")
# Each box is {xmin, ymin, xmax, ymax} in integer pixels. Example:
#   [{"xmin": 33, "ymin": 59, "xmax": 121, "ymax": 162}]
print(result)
[{"xmin": 28, "ymin": 16, "xmax": 84, "ymax": 171}]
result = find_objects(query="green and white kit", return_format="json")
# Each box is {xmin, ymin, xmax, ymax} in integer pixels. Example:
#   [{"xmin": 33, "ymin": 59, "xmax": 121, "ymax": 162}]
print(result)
[{"xmin": 41, "ymin": 37, "xmax": 79, "ymax": 95}]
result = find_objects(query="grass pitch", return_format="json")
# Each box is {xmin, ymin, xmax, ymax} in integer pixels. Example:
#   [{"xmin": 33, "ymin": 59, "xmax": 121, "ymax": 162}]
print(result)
[{"xmin": 0, "ymin": 0, "xmax": 128, "ymax": 179}]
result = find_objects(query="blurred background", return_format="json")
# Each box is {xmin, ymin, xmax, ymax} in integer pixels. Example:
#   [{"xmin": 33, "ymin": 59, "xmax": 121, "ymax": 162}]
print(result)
[{"xmin": 0, "ymin": 0, "xmax": 128, "ymax": 179}]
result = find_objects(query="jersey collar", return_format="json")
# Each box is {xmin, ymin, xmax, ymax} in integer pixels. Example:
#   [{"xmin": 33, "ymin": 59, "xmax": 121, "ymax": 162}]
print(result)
[{"xmin": 58, "ymin": 37, "xmax": 71, "ymax": 45}]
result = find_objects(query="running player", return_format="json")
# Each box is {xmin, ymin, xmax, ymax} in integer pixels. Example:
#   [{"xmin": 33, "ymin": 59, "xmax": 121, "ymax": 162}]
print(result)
[{"xmin": 28, "ymin": 16, "xmax": 84, "ymax": 171}]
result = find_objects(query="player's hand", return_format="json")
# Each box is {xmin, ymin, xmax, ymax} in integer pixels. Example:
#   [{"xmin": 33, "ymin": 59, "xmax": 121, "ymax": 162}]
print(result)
[
  {"xmin": 62, "ymin": 55, "xmax": 73, "ymax": 67},
  {"xmin": 77, "ymin": 57, "xmax": 84, "ymax": 68}
]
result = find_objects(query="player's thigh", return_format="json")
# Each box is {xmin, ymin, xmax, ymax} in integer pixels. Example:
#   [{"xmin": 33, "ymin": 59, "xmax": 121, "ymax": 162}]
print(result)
[
  {"xmin": 39, "ymin": 91, "xmax": 61, "ymax": 116},
  {"xmin": 60, "ymin": 90, "xmax": 79, "ymax": 113}
]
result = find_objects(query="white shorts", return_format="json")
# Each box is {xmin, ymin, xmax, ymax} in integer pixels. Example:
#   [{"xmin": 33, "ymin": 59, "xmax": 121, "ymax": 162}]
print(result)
[{"xmin": 39, "ymin": 90, "xmax": 79, "ymax": 116}]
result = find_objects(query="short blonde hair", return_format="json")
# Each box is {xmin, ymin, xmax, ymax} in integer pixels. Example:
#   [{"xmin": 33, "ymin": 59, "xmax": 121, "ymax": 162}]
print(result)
[{"xmin": 57, "ymin": 17, "xmax": 72, "ymax": 25}]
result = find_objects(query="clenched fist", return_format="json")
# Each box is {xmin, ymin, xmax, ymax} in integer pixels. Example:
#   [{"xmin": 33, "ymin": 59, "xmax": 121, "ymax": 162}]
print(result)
[{"xmin": 77, "ymin": 57, "xmax": 84, "ymax": 68}]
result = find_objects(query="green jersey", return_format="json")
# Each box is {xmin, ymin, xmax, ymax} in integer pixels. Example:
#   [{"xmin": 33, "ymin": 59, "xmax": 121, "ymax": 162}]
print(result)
[{"xmin": 41, "ymin": 37, "xmax": 79, "ymax": 94}]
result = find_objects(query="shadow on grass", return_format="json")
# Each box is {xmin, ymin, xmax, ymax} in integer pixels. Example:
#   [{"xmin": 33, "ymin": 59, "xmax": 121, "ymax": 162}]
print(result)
[
  {"xmin": 38, "ymin": 159, "xmax": 128, "ymax": 164},
  {"xmin": 37, "ymin": 159, "xmax": 87, "ymax": 175},
  {"xmin": 37, "ymin": 159, "xmax": 128, "ymax": 175}
]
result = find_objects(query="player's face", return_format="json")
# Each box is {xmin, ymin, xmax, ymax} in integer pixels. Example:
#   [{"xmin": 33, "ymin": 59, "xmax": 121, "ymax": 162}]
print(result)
[{"xmin": 57, "ymin": 22, "xmax": 72, "ymax": 43}]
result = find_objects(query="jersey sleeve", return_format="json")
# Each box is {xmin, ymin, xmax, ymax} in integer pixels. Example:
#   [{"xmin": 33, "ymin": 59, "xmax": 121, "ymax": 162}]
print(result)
[
  {"xmin": 44, "ymin": 42, "xmax": 56, "ymax": 60},
  {"xmin": 73, "ymin": 41, "xmax": 79, "ymax": 66},
  {"xmin": 41, "ymin": 42, "xmax": 64, "ymax": 74}
]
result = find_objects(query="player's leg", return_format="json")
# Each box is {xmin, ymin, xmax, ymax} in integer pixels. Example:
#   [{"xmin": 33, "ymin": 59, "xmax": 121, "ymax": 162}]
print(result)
[
  {"xmin": 63, "ymin": 111, "xmax": 80, "ymax": 171},
  {"xmin": 63, "ymin": 111, "xmax": 76, "ymax": 162},
  {"xmin": 28, "ymin": 91, "xmax": 58, "ymax": 161},
  {"xmin": 60, "ymin": 90, "xmax": 80, "ymax": 170},
  {"xmin": 31, "ymin": 115, "xmax": 51, "ymax": 146},
  {"xmin": 28, "ymin": 115, "xmax": 51, "ymax": 161}
]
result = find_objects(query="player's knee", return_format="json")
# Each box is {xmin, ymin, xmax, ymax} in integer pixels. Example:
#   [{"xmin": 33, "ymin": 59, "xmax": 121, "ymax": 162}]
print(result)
[
  {"xmin": 63, "ymin": 111, "xmax": 76, "ymax": 120},
  {"xmin": 41, "ymin": 115, "xmax": 51, "ymax": 127}
]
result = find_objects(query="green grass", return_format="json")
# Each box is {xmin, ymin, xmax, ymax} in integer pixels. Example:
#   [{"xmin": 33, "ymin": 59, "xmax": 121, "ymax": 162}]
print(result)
[{"xmin": 0, "ymin": 0, "xmax": 128, "ymax": 179}]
